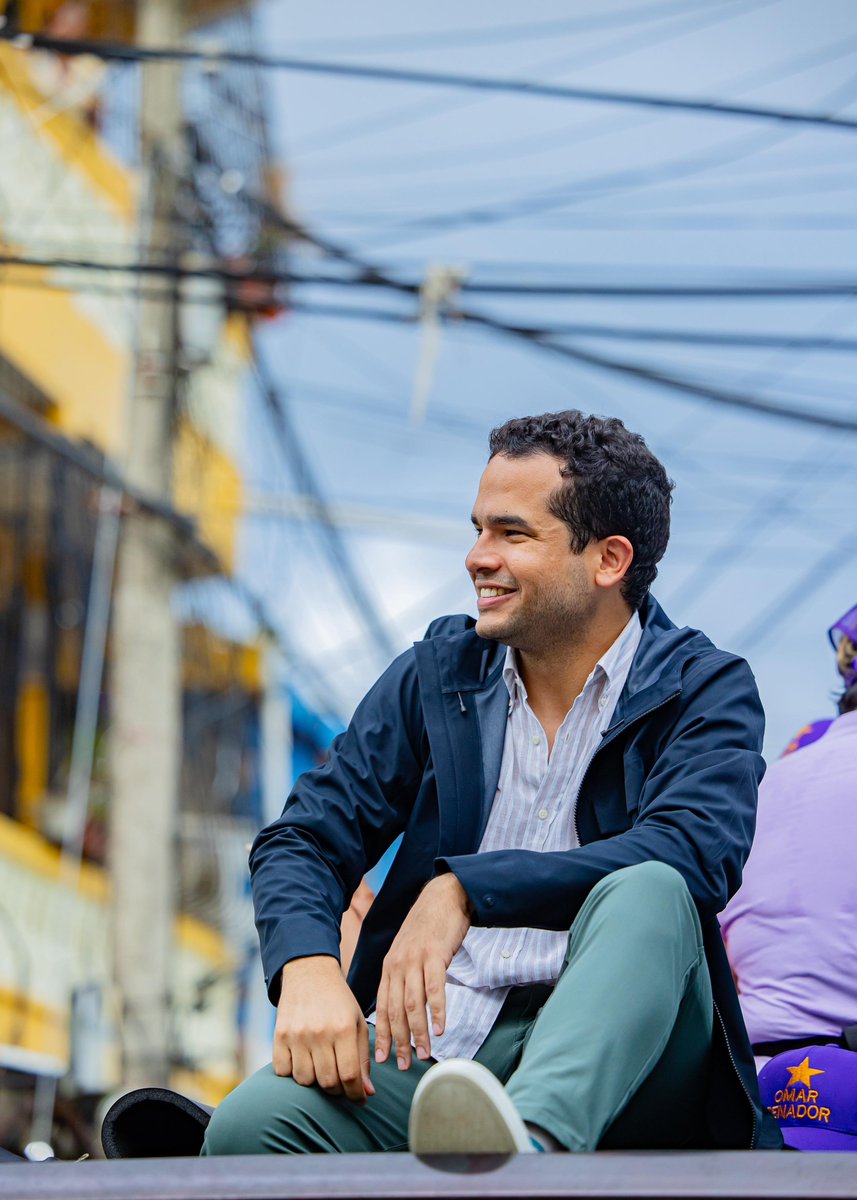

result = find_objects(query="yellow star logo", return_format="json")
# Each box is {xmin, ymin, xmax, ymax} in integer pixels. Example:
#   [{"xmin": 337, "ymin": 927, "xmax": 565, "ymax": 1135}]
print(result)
[{"xmin": 786, "ymin": 1057, "xmax": 825, "ymax": 1089}]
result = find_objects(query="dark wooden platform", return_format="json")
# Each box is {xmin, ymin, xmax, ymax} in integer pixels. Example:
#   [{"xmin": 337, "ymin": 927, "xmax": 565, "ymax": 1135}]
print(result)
[{"xmin": 2, "ymin": 1151, "xmax": 856, "ymax": 1200}]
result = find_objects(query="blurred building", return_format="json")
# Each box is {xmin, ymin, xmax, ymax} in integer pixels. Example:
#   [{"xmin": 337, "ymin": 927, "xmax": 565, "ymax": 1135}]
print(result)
[{"xmin": 0, "ymin": 0, "xmax": 296, "ymax": 1158}]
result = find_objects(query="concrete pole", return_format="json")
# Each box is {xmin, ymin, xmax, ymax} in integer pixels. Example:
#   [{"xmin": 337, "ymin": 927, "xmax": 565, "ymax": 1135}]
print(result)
[
  {"xmin": 260, "ymin": 637, "xmax": 291, "ymax": 827},
  {"xmin": 240, "ymin": 637, "xmax": 292, "ymax": 1074},
  {"xmin": 108, "ymin": 0, "xmax": 185, "ymax": 1089}
]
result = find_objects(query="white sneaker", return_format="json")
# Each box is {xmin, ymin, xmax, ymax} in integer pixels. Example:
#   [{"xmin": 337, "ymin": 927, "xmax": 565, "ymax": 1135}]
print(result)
[{"xmin": 408, "ymin": 1059, "xmax": 535, "ymax": 1155}]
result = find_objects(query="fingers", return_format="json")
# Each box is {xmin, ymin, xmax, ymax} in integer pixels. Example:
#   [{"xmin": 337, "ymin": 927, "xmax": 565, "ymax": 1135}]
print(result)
[
  {"xmin": 274, "ymin": 964, "xmax": 378, "ymax": 1101},
  {"xmin": 281, "ymin": 1026, "xmax": 374, "ymax": 1102},
  {"xmin": 405, "ymin": 967, "xmax": 432, "ymax": 1062},
  {"xmin": 369, "ymin": 876, "xmax": 469, "ymax": 1073},
  {"xmin": 378, "ymin": 956, "xmax": 437, "ymax": 1069},
  {"xmin": 358, "ymin": 1016, "xmax": 375, "ymax": 1097},
  {"xmin": 290, "ymin": 1044, "xmax": 316, "ymax": 1089},
  {"xmin": 386, "ymin": 971, "xmax": 412, "ymax": 1070},
  {"xmin": 311, "ymin": 1043, "xmax": 344, "ymax": 1096},
  {"xmin": 374, "ymin": 974, "xmax": 392, "ymax": 1064},
  {"xmin": 272, "ymin": 1039, "xmax": 292, "ymax": 1078},
  {"xmin": 288, "ymin": 1042, "xmax": 348, "ymax": 1096},
  {"xmin": 334, "ymin": 1026, "xmax": 369, "ymax": 1104},
  {"xmin": 424, "ymin": 957, "xmax": 447, "ymax": 1040}
]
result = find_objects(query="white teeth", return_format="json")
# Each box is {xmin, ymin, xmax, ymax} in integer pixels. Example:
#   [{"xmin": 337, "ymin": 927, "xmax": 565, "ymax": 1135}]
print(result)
[{"xmin": 479, "ymin": 587, "xmax": 508, "ymax": 597}]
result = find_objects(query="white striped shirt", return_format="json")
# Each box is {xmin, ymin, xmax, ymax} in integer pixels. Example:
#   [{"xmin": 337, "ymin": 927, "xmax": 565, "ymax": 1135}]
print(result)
[{"xmin": 429, "ymin": 611, "xmax": 643, "ymax": 1062}]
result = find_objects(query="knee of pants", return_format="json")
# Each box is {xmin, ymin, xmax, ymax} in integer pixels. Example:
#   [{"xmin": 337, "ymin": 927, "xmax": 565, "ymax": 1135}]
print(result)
[
  {"xmin": 202, "ymin": 1067, "xmax": 327, "ymax": 1156},
  {"xmin": 202, "ymin": 1096, "xmax": 258, "ymax": 1156},
  {"xmin": 202, "ymin": 1079, "xmax": 267, "ymax": 1156},
  {"xmin": 591, "ymin": 860, "xmax": 690, "ymax": 907},
  {"xmin": 573, "ymin": 862, "xmax": 699, "ymax": 946}
]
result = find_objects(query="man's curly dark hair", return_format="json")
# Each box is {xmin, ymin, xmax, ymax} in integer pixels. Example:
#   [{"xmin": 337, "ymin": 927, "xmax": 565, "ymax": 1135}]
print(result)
[{"xmin": 488, "ymin": 411, "xmax": 674, "ymax": 611}]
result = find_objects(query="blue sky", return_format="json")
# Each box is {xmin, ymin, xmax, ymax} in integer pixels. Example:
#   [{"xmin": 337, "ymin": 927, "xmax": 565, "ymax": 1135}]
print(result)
[{"xmin": 238, "ymin": 0, "xmax": 857, "ymax": 757}]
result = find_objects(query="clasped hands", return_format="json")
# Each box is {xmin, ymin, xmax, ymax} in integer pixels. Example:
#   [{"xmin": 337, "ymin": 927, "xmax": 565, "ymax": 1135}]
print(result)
[{"xmin": 273, "ymin": 873, "xmax": 471, "ymax": 1102}]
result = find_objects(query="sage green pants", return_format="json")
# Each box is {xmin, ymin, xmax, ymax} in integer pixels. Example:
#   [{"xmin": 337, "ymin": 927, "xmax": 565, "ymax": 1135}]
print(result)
[{"xmin": 203, "ymin": 861, "xmax": 713, "ymax": 1154}]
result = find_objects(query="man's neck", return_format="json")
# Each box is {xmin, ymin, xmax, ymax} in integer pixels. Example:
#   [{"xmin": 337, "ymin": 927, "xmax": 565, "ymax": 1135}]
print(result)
[{"xmin": 515, "ymin": 605, "xmax": 634, "ymax": 739}]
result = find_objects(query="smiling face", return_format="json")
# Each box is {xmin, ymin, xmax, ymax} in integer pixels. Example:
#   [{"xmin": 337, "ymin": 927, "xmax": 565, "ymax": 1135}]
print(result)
[{"xmin": 465, "ymin": 452, "xmax": 600, "ymax": 654}]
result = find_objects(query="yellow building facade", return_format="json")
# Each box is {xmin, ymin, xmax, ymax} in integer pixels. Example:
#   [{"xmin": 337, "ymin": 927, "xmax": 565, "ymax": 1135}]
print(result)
[{"xmin": 0, "ymin": 31, "xmax": 261, "ymax": 1111}]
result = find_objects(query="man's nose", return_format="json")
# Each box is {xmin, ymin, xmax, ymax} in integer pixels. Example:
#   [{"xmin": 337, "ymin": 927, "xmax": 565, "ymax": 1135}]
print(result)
[{"xmin": 465, "ymin": 533, "xmax": 502, "ymax": 576}]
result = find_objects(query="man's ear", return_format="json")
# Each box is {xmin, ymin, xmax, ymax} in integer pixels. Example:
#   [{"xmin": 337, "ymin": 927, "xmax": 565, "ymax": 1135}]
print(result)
[{"xmin": 593, "ymin": 536, "xmax": 634, "ymax": 591}]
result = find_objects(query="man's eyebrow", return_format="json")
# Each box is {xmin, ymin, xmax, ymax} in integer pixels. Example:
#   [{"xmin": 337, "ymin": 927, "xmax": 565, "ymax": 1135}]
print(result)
[{"xmin": 471, "ymin": 513, "xmax": 532, "ymax": 529}]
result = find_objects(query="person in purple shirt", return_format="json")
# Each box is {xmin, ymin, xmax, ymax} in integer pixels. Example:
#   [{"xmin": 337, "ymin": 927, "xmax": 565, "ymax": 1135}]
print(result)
[
  {"xmin": 780, "ymin": 603, "xmax": 857, "ymax": 757},
  {"xmin": 721, "ymin": 605, "xmax": 857, "ymax": 1059}
]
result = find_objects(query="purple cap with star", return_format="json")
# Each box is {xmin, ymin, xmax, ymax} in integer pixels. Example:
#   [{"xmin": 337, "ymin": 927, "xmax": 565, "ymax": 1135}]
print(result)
[{"xmin": 758, "ymin": 1046, "xmax": 857, "ymax": 1151}]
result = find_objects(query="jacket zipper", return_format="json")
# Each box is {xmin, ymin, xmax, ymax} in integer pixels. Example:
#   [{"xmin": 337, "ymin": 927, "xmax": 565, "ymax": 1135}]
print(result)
[
  {"xmin": 572, "ymin": 689, "xmax": 680, "ymax": 846},
  {"xmin": 714, "ymin": 1000, "xmax": 758, "ymax": 1149}
]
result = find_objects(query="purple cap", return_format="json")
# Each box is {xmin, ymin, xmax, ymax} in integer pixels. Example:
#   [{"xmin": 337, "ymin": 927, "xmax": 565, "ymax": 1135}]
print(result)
[
  {"xmin": 759, "ymin": 1046, "xmax": 857, "ymax": 1151},
  {"xmin": 829, "ymin": 603, "xmax": 857, "ymax": 652}
]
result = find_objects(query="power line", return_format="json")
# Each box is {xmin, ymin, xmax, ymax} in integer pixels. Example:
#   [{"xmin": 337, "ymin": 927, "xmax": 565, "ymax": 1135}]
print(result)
[
  {"xmin": 353, "ymin": 114, "xmax": 857, "ymax": 248},
  {"xmin": 290, "ymin": 271, "xmax": 857, "ymax": 433},
  {"xmin": 184, "ymin": 121, "xmax": 398, "ymax": 285},
  {"xmin": 463, "ymin": 310, "xmax": 857, "ymax": 434},
  {"xmin": 666, "ymin": 437, "xmax": 841, "ymax": 615},
  {"xmin": 8, "ymin": 92, "xmax": 857, "ymax": 441},
  {"xmin": 296, "ymin": 28, "xmax": 857, "ymax": 179},
  {"xmin": 184, "ymin": 115, "xmax": 857, "ymax": 356},
  {"xmin": 6, "ymin": 251, "xmax": 857, "ymax": 298},
  {"xmin": 250, "ymin": 342, "xmax": 399, "ymax": 668},
  {"xmin": 5, "ymin": 249, "xmax": 857, "ymax": 432},
  {"xmin": 8, "ymin": 32, "xmax": 857, "ymax": 136},
  {"xmin": 0, "ymin": 370, "xmax": 345, "ymax": 718},
  {"xmin": 349, "ymin": 62, "xmax": 857, "ymax": 250},
  {"xmin": 225, "ymin": 577, "xmax": 346, "ymax": 722},
  {"xmin": 646, "ymin": 364, "xmax": 857, "ymax": 408},
  {"xmin": 279, "ymin": 380, "xmax": 857, "ymax": 478},
  {"xmin": 288, "ymin": 0, "xmax": 769, "ymax": 159},
  {"xmin": 731, "ymin": 522, "xmax": 857, "ymax": 654},
  {"xmin": 10, "ymin": 260, "xmax": 857, "ymax": 411},
  {"xmin": 308, "ymin": 163, "xmax": 857, "ymax": 221},
  {"xmin": 285, "ymin": 300, "xmax": 857, "ymax": 353},
  {"xmin": 0, "ymin": 387, "xmax": 202, "ymax": 541},
  {"xmin": 8, "ymin": 261, "xmax": 856, "ymax": 495},
  {"xmin": 283, "ymin": 0, "xmax": 707, "ymax": 55},
  {"xmin": 353, "ymin": 214, "xmax": 857, "ymax": 232},
  {"xmin": 13, "ymin": 258, "xmax": 857, "ymax": 395},
  {"xmin": 657, "ymin": 289, "xmax": 857, "ymax": 628}
]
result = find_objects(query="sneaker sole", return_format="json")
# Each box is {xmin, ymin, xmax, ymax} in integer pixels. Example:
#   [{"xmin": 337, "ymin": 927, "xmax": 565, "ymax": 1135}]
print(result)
[{"xmin": 409, "ymin": 1060, "xmax": 534, "ymax": 1155}]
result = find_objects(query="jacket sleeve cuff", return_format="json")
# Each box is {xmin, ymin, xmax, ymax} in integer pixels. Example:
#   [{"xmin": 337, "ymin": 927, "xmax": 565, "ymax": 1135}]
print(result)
[
  {"xmin": 435, "ymin": 855, "xmax": 496, "ymax": 926},
  {"xmin": 262, "ymin": 918, "xmax": 342, "ymax": 1005}
]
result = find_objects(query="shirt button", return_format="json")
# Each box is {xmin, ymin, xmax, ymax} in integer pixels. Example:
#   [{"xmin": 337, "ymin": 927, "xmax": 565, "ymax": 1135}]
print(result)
[
  {"xmin": 537, "ymin": 808, "xmax": 549, "ymax": 820},
  {"xmin": 599, "ymin": 696, "xmax": 608, "ymax": 709},
  {"xmin": 501, "ymin": 950, "xmax": 511, "ymax": 960},
  {"xmin": 532, "ymin": 734, "xmax": 541, "ymax": 746}
]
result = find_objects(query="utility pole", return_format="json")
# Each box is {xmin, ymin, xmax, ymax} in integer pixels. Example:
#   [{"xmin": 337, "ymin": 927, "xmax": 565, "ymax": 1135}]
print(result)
[{"xmin": 109, "ymin": 0, "xmax": 185, "ymax": 1089}]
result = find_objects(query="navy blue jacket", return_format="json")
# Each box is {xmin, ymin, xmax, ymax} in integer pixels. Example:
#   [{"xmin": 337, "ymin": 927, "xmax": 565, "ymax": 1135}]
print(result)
[{"xmin": 251, "ymin": 595, "xmax": 782, "ymax": 1150}]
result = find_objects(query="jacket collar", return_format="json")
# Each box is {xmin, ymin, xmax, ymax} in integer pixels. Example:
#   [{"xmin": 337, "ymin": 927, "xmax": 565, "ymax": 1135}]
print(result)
[
  {"xmin": 430, "ymin": 593, "xmax": 709, "ymax": 716},
  {"xmin": 416, "ymin": 596, "xmax": 712, "ymax": 854}
]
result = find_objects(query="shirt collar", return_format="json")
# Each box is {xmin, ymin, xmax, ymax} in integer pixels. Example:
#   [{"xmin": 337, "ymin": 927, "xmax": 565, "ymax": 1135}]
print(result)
[
  {"xmin": 824, "ymin": 709, "xmax": 857, "ymax": 739},
  {"xmin": 502, "ymin": 610, "xmax": 643, "ymax": 705}
]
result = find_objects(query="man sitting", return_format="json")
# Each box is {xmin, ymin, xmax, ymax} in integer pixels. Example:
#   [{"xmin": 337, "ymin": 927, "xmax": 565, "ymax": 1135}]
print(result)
[{"xmin": 203, "ymin": 410, "xmax": 781, "ymax": 1156}]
